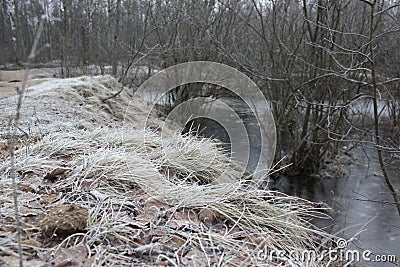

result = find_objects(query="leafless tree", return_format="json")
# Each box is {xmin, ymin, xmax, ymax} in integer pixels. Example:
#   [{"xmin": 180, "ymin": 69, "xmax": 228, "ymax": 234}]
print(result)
[{"xmin": 0, "ymin": 0, "xmax": 399, "ymax": 187}]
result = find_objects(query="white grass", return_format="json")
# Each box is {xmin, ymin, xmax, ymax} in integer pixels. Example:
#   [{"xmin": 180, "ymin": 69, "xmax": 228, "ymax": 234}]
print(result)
[{"xmin": 0, "ymin": 75, "xmax": 339, "ymax": 266}]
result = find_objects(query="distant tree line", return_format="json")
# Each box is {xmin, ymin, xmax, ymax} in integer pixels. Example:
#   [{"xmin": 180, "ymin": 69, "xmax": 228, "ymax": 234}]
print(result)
[{"xmin": 1, "ymin": 0, "xmax": 400, "ymax": 176}]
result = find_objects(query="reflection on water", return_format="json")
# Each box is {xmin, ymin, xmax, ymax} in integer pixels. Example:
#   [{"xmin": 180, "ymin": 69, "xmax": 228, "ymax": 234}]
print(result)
[
  {"xmin": 332, "ymin": 147, "xmax": 400, "ymax": 266},
  {"xmin": 274, "ymin": 146, "xmax": 400, "ymax": 266},
  {"xmin": 196, "ymin": 100, "xmax": 400, "ymax": 266},
  {"xmin": 143, "ymin": 92, "xmax": 400, "ymax": 265},
  {"xmin": 170, "ymin": 96, "xmax": 263, "ymax": 175}
]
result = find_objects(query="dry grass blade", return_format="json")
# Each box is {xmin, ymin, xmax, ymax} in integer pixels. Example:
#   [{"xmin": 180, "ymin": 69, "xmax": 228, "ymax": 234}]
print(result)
[{"xmin": 0, "ymin": 75, "xmax": 339, "ymax": 266}]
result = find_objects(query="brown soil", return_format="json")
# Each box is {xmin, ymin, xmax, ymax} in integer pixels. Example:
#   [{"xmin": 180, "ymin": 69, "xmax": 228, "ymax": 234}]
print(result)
[
  {"xmin": 39, "ymin": 203, "xmax": 88, "ymax": 239},
  {"xmin": 0, "ymin": 69, "xmax": 57, "ymax": 99}
]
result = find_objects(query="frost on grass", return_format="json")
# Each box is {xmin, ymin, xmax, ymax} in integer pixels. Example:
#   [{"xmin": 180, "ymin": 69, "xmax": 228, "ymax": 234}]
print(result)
[{"xmin": 0, "ymin": 75, "xmax": 339, "ymax": 266}]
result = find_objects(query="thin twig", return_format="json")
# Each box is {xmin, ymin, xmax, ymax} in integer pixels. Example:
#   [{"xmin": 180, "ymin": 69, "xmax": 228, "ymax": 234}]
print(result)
[
  {"xmin": 364, "ymin": 0, "xmax": 400, "ymax": 215},
  {"xmin": 101, "ymin": 85, "xmax": 124, "ymax": 102},
  {"xmin": 8, "ymin": 15, "xmax": 47, "ymax": 267}
]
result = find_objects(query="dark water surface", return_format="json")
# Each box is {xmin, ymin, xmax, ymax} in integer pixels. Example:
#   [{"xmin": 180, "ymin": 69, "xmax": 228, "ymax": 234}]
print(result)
[
  {"xmin": 193, "ymin": 98, "xmax": 400, "ymax": 266},
  {"xmin": 145, "ymin": 92, "xmax": 400, "ymax": 266},
  {"xmin": 275, "ymin": 147, "xmax": 400, "ymax": 266}
]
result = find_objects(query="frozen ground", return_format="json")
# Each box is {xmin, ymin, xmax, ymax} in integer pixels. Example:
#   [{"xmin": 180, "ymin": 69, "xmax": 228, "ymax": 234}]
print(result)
[{"xmin": 0, "ymin": 74, "xmax": 337, "ymax": 266}]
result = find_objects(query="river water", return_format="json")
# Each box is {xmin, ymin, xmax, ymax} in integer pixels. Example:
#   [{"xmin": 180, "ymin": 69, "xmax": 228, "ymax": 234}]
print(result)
[
  {"xmin": 276, "ymin": 146, "xmax": 400, "ymax": 266},
  {"xmin": 142, "ymin": 92, "xmax": 400, "ymax": 266},
  {"xmin": 186, "ymin": 98, "xmax": 400, "ymax": 266}
]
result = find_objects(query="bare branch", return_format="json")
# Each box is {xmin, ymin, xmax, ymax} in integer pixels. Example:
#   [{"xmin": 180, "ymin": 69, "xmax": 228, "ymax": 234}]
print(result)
[{"xmin": 7, "ymin": 14, "xmax": 47, "ymax": 267}]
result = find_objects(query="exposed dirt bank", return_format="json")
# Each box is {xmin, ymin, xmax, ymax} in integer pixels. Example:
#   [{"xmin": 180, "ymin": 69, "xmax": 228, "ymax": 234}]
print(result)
[{"xmin": 0, "ymin": 69, "xmax": 58, "ymax": 99}]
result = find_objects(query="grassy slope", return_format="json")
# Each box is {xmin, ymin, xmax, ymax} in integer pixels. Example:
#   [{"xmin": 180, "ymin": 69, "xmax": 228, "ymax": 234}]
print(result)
[{"xmin": 0, "ymin": 75, "xmax": 337, "ymax": 266}]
